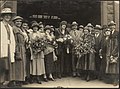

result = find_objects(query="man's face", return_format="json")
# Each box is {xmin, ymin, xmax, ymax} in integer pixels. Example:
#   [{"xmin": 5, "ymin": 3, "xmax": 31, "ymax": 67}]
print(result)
[
  {"xmin": 95, "ymin": 29, "xmax": 100, "ymax": 34},
  {"xmin": 84, "ymin": 29, "xmax": 89, "ymax": 34},
  {"xmin": 3, "ymin": 14, "xmax": 12, "ymax": 22},
  {"xmin": 79, "ymin": 28, "xmax": 84, "ymax": 33},
  {"xmin": 88, "ymin": 27, "xmax": 93, "ymax": 31},
  {"xmin": 14, "ymin": 19, "xmax": 22, "ymax": 27},
  {"xmin": 72, "ymin": 25, "xmax": 78, "ymax": 30},
  {"xmin": 109, "ymin": 25, "xmax": 116, "ymax": 31},
  {"xmin": 105, "ymin": 29, "xmax": 111, "ymax": 36}
]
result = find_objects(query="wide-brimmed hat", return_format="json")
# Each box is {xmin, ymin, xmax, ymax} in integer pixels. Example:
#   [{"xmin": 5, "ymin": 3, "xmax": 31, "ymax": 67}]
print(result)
[
  {"xmin": 31, "ymin": 22, "xmax": 39, "ymax": 28},
  {"xmin": 60, "ymin": 21, "xmax": 67, "ymax": 26},
  {"xmin": 108, "ymin": 21, "xmax": 116, "ymax": 26},
  {"xmin": 1, "ymin": 8, "xmax": 15, "ymax": 15},
  {"xmin": 44, "ymin": 25, "xmax": 52, "ymax": 31},
  {"xmin": 79, "ymin": 25, "xmax": 84, "ymax": 29},
  {"xmin": 12, "ymin": 16, "xmax": 23, "ymax": 21},
  {"xmin": 94, "ymin": 25, "xmax": 102, "ymax": 30},
  {"xmin": 71, "ymin": 21, "xmax": 78, "ymax": 26},
  {"xmin": 86, "ymin": 23, "xmax": 94, "ymax": 28}
]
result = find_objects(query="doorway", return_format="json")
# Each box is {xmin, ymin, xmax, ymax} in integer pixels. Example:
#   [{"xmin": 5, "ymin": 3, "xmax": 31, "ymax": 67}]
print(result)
[{"xmin": 17, "ymin": 0, "xmax": 101, "ymax": 27}]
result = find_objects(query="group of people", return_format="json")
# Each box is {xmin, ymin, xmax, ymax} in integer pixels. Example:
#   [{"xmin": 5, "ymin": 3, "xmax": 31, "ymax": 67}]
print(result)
[{"xmin": 0, "ymin": 8, "xmax": 119, "ymax": 87}]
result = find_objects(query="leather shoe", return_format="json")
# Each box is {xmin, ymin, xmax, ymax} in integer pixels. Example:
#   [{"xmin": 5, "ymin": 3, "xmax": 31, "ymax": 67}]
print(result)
[
  {"xmin": 43, "ymin": 78, "xmax": 48, "ymax": 82},
  {"xmin": 72, "ymin": 73, "xmax": 76, "ymax": 77},
  {"xmin": 48, "ymin": 78, "xmax": 54, "ymax": 81},
  {"xmin": 37, "ymin": 81, "xmax": 42, "ymax": 84}
]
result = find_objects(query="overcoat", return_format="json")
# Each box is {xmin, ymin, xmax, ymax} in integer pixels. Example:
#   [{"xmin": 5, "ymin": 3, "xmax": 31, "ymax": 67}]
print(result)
[
  {"xmin": 0, "ymin": 21, "xmax": 16, "ymax": 82},
  {"xmin": 13, "ymin": 26, "xmax": 26, "ymax": 81},
  {"xmin": 105, "ymin": 31, "xmax": 119, "ymax": 74},
  {"xmin": 29, "ymin": 31, "xmax": 45, "ymax": 75},
  {"xmin": 76, "ymin": 34, "xmax": 95, "ymax": 71}
]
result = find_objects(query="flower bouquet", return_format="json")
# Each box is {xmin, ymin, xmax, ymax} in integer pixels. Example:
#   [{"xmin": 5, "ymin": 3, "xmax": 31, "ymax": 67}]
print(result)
[{"xmin": 31, "ymin": 38, "xmax": 46, "ymax": 54}]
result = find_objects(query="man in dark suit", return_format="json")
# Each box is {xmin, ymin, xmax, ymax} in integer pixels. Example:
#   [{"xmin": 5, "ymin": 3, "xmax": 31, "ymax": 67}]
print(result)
[{"xmin": 94, "ymin": 25, "xmax": 103, "ymax": 79}]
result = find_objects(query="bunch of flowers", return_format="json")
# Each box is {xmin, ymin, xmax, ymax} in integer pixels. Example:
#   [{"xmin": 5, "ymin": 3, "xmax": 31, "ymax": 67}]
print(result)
[
  {"xmin": 63, "ymin": 34, "xmax": 73, "ymax": 44},
  {"xmin": 31, "ymin": 38, "xmax": 46, "ymax": 54}
]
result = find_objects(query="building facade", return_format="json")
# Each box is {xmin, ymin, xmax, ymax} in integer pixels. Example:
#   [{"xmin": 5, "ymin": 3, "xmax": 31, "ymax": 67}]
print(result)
[{"xmin": 0, "ymin": 0, "xmax": 119, "ymax": 30}]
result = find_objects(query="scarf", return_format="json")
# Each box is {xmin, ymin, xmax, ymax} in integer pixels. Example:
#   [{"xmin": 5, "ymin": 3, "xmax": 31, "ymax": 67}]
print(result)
[{"xmin": 0, "ymin": 21, "xmax": 16, "ymax": 63}]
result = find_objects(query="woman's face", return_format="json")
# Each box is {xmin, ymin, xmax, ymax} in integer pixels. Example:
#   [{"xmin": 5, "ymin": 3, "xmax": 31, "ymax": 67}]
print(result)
[
  {"xmin": 14, "ymin": 19, "xmax": 22, "ymax": 27},
  {"xmin": 61, "ymin": 25, "xmax": 66, "ymax": 29},
  {"xmin": 33, "ymin": 26, "xmax": 38, "ymax": 32},
  {"xmin": 22, "ymin": 23, "xmax": 29, "ymax": 30},
  {"xmin": 46, "ymin": 29, "xmax": 51, "ymax": 34},
  {"xmin": 3, "ymin": 14, "xmax": 12, "ymax": 22}
]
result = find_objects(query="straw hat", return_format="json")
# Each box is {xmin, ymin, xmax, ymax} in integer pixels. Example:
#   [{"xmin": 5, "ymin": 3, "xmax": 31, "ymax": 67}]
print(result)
[{"xmin": 1, "ymin": 8, "xmax": 15, "ymax": 14}]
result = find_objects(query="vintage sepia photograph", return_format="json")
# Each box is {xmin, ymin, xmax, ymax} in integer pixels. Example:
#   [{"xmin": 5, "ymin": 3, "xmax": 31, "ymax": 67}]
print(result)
[{"xmin": 0, "ymin": 0, "xmax": 119, "ymax": 88}]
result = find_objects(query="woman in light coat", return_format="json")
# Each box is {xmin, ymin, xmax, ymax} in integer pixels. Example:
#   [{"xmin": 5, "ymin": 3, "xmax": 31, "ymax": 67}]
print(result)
[
  {"xmin": 29, "ymin": 22, "xmax": 45, "ymax": 84},
  {"xmin": 0, "ymin": 8, "xmax": 16, "ymax": 87}
]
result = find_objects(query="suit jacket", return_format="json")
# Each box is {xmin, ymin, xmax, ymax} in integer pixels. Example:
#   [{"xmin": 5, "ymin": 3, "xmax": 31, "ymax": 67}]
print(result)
[
  {"xmin": 69, "ymin": 30, "xmax": 82, "ymax": 46},
  {"xmin": 94, "ymin": 32, "xmax": 102, "ymax": 52}
]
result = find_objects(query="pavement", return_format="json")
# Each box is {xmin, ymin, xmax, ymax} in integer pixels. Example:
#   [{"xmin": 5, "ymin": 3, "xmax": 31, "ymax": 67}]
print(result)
[{"xmin": 22, "ymin": 77, "xmax": 119, "ymax": 88}]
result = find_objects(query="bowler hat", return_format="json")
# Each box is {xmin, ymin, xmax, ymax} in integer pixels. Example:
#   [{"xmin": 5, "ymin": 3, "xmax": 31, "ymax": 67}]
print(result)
[
  {"xmin": 71, "ymin": 21, "xmax": 78, "ymax": 26},
  {"xmin": 86, "ymin": 23, "xmax": 94, "ymax": 28},
  {"xmin": 79, "ymin": 25, "xmax": 84, "ymax": 29},
  {"xmin": 1, "ymin": 8, "xmax": 15, "ymax": 14},
  {"xmin": 12, "ymin": 16, "xmax": 23, "ymax": 21},
  {"xmin": 108, "ymin": 21, "xmax": 116, "ymax": 26},
  {"xmin": 105, "ymin": 28, "xmax": 111, "ymax": 31},
  {"xmin": 94, "ymin": 25, "xmax": 102, "ymax": 30}
]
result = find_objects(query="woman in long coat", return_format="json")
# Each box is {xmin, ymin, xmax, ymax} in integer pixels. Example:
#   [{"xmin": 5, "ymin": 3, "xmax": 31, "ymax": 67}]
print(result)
[
  {"xmin": 43, "ymin": 25, "xmax": 56, "ymax": 81},
  {"xmin": 54, "ymin": 21, "xmax": 68, "ymax": 78},
  {"xmin": 29, "ymin": 22, "xmax": 45, "ymax": 84},
  {"xmin": 0, "ymin": 8, "xmax": 16, "ymax": 87},
  {"xmin": 12, "ymin": 16, "xmax": 26, "ymax": 86},
  {"xmin": 78, "ymin": 26, "xmax": 96, "ymax": 81}
]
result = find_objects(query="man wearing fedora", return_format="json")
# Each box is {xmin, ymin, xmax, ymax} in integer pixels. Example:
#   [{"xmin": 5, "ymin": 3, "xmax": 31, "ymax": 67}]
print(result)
[
  {"xmin": 104, "ymin": 21, "xmax": 119, "ymax": 86},
  {"xmin": 94, "ymin": 25, "xmax": 103, "ymax": 79},
  {"xmin": 0, "ymin": 8, "xmax": 16, "ymax": 87},
  {"xmin": 69, "ymin": 21, "xmax": 81, "ymax": 77}
]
